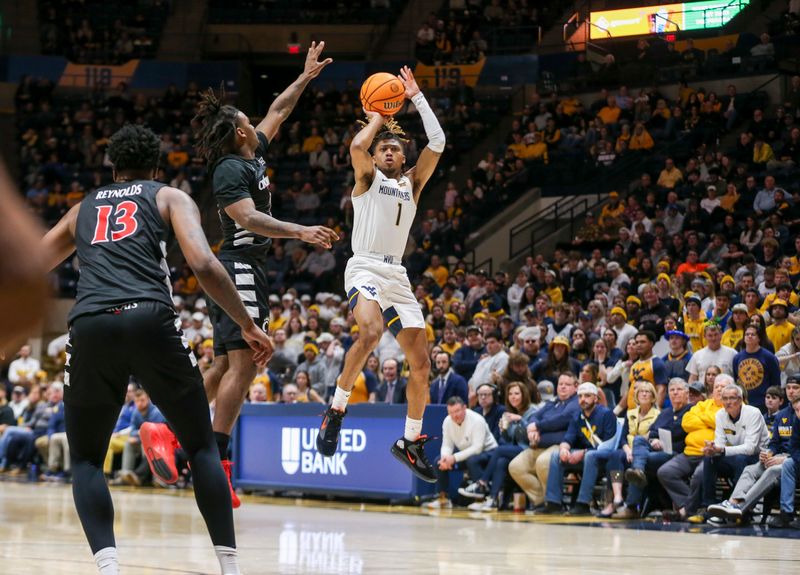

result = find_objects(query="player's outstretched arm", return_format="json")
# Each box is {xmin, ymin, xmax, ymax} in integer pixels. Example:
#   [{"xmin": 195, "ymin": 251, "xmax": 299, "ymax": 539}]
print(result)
[
  {"xmin": 161, "ymin": 187, "xmax": 273, "ymax": 365},
  {"xmin": 397, "ymin": 65, "xmax": 445, "ymax": 202},
  {"xmin": 256, "ymin": 40, "xmax": 333, "ymax": 142},
  {"xmin": 41, "ymin": 203, "xmax": 80, "ymax": 272},
  {"xmin": 350, "ymin": 109, "xmax": 383, "ymax": 196},
  {"xmin": 223, "ymin": 197, "xmax": 339, "ymax": 248}
]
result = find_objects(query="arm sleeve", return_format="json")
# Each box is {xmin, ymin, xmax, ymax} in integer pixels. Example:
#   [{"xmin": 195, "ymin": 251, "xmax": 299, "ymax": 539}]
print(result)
[
  {"xmin": 768, "ymin": 415, "xmax": 782, "ymax": 453},
  {"xmin": 212, "ymin": 159, "xmax": 252, "ymax": 209},
  {"xmin": 602, "ymin": 411, "xmax": 619, "ymax": 441},
  {"xmin": 563, "ymin": 416, "xmax": 579, "ymax": 447},
  {"xmin": 129, "ymin": 412, "xmax": 143, "ymax": 438},
  {"xmin": 364, "ymin": 370, "xmax": 378, "ymax": 393},
  {"xmin": 652, "ymin": 358, "xmax": 668, "ymax": 387},
  {"xmin": 537, "ymin": 401, "xmax": 578, "ymax": 433},
  {"xmin": 440, "ymin": 420, "xmax": 454, "ymax": 458},
  {"xmin": 714, "ymin": 410, "xmax": 727, "ymax": 449},
  {"xmin": 411, "ymin": 92, "xmax": 445, "ymax": 153}
]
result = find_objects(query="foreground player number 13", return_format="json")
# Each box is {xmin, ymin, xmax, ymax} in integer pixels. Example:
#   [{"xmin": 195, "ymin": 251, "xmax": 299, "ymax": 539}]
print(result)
[{"xmin": 92, "ymin": 201, "xmax": 139, "ymax": 244}]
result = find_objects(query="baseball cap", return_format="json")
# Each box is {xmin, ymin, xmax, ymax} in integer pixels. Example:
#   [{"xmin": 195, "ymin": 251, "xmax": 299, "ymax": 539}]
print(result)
[
  {"xmin": 688, "ymin": 381, "xmax": 706, "ymax": 395},
  {"xmin": 607, "ymin": 261, "xmax": 621, "ymax": 272},
  {"xmin": 732, "ymin": 303, "xmax": 748, "ymax": 313},
  {"xmin": 577, "ymin": 382, "xmax": 599, "ymax": 396},
  {"xmin": 770, "ymin": 298, "xmax": 788, "ymax": 309},
  {"xmin": 191, "ymin": 312, "xmax": 205, "ymax": 322},
  {"xmin": 786, "ymin": 374, "xmax": 800, "ymax": 385},
  {"xmin": 466, "ymin": 325, "xmax": 483, "ymax": 335},
  {"xmin": 12, "ymin": 386, "xmax": 25, "ymax": 394},
  {"xmin": 282, "ymin": 293, "xmax": 294, "ymax": 301},
  {"xmin": 317, "ymin": 333, "xmax": 335, "ymax": 344},
  {"xmin": 523, "ymin": 305, "xmax": 536, "ymax": 316},
  {"xmin": 578, "ymin": 311, "xmax": 592, "ymax": 321},
  {"xmin": 685, "ymin": 292, "xmax": 702, "ymax": 305},
  {"xmin": 194, "ymin": 298, "xmax": 207, "ymax": 310},
  {"xmin": 609, "ymin": 191, "xmax": 619, "ymax": 198},
  {"xmin": 538, "ymin": 380, "xmax": 555, "ymax": 401}
]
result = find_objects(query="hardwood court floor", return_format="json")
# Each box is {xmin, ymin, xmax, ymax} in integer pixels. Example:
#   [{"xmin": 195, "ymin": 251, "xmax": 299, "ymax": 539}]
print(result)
[{"xmin": 0, "ymin": 481, "xmax": 798, "ymax": 574}]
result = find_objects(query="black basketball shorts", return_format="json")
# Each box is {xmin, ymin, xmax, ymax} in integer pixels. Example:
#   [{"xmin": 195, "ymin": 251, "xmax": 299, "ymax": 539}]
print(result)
[
  {"xmin": 64, "ymin": 300, "xmax": 203, "ymax": 408},
  {"xmin": 209, "ymin": 257, "xmax": 270, "ymax": 356}
]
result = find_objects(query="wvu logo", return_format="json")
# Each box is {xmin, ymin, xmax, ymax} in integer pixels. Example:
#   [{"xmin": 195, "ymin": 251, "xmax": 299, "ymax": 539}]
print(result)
[
  {"xmin": 361, "ymin": 285, "xmax": 377, "ymax": 297},
  {"xmin": 281, "ymin": 427, "xmax": 366, "ymax": 476}
]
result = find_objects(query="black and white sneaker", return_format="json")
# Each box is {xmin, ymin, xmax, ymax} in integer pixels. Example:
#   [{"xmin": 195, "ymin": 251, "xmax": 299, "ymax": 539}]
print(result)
[
  {"xmin": 317, "ymin": 408, "xmax": 347, "ymax": 456},
  {"xmin": 457, "ymin": 481, "xmax": 489, "ymax": 500},
  {"xmin": 390, "ymin": 435, "xmax": 437, "ymax": 483}
]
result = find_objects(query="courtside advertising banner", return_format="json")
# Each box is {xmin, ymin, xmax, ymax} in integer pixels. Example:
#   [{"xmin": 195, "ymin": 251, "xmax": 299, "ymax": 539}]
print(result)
[{"xmin": 234, "ymin": 403, "xmax": 445, "ymax": 499}]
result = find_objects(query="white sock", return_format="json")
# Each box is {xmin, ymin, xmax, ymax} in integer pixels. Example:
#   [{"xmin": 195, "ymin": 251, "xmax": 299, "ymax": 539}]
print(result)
[
  {"xmin": 404, "ymin": 417, "xmax": 423, "ymax": 441},
  {"xmin": 331, "ymin": 386, "xmax": 351, "ymax": 411},
  {"xmin": 93, "ymin": 547, "xmax": 119, "ymax": 575},
  {"xmin": 214, "ymin": 545, "xmax": 241, "ymax": 575}
]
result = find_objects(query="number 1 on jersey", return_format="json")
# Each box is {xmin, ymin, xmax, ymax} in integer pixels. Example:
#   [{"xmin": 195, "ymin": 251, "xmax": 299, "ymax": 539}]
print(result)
[{"xmin": 395, "ymin": 202, "xmax": 402, "ymax": 226}]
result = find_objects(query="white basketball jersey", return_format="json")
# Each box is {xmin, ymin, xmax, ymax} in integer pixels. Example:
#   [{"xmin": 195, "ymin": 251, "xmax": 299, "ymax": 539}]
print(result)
[{"xmin": 351, "ymin": 168, "xmax": 416, "ymax": 260}]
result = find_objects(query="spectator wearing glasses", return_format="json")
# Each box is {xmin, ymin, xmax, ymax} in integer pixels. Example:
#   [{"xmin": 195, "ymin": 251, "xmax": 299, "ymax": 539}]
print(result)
[
  {"xmin": 473, "ymin": 383, "xmax": 505, "ymax": 441},
  {"xmin": 708, "ymin": 376, "xmax": 800, "ymax": 522},
  {"xmin": 696, "ymin": 383, "xmax": 769, "ymax": 522}
]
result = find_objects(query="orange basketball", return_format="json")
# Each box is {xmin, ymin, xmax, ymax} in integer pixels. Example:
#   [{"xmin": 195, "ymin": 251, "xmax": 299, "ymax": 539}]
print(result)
[{"xmin": 360, "ymin": 72, "xmax": 405, "ymax": 116}]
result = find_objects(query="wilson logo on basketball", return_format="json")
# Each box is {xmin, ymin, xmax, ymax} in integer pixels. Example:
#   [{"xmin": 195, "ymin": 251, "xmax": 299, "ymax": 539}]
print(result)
[
  {"xmin": 383, "ymin": 100, "xmax": 403, "ymax": 110},
  {"xmin": 281, "ymin": 427, "xmax": 366, "ymax": 475}
]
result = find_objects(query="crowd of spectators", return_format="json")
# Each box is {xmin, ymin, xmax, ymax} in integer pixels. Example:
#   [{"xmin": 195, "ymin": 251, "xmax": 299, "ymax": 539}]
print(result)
[
  {"xmin": 39, "ymin": 0, "xmax": 170, "ymax": 64},
  {"xmin": 14, "ymin": 69, "xmax": 503, "ymax": 296},
  {"xmin": 415, "ymin": 0, "xmax": 569, "ymax": 65},
  {"xmin": 7, "ymin": 7, "xmax": 800, "ymax": 522},
  {"xmin": 208, "ymin": 0, "xmax": 407, "ymax": 24}
]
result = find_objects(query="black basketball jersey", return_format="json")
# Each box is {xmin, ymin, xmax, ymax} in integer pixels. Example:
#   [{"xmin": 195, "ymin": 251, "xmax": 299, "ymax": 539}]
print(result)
[
  {"xmin": 211, "ymin": 131, "xmax": 272, "ymax": 260},
  {"xmin": 68, "ymin": 180, "xmax": 174, "ymax": 323}
]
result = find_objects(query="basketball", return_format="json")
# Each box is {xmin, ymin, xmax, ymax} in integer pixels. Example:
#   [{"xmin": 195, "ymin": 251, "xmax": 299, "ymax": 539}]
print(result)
[{"xmin": 360, "ymin": 72, "xmax": 405, "ymax": 116}]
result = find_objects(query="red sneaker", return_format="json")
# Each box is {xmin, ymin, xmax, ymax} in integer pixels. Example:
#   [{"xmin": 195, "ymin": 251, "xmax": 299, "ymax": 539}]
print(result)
[
  {"xmin": 139, "ymin": 423, "xmax": 180, "ymax": 484},
  {"xmin": 221, "ymin": 459, "xmax": 241, "ymax": 509}
]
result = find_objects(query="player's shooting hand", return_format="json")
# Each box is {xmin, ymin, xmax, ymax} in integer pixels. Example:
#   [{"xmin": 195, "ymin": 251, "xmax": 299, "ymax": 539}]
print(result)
[
  {"xmin": 241, "ymin": 323, "xmax": 274, "ymax": 367},
  {"xmin": 299, "ymin": 225, "xmax": 339, "ymax": 249},
  {"xmin": 363, "ymin": 108, "xmax": 383, "ymax": 122},
  {"xmin": 303, "ymin": 41, "xmax": 333, "ymax": 80},
  {"xmin": 398, "ymin": 65, "xmax": 420, "ymax": 99}
]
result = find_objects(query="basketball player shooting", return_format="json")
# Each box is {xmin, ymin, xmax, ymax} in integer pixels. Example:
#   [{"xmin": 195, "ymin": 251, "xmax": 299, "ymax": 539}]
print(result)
[
  {"xmin": 40, "ymin": 125, "xmax": 272, "ymax": 575},
  {"xmin": 142, "ymin": 41, "xmax": 339, "ymax": 509},
  {"xmin": 317, "ymin": 66, "xmax": 445, "ymax": 482}
]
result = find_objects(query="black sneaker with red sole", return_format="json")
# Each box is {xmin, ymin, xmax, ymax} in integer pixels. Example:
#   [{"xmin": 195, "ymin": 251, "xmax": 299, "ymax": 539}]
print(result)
[
  {"xmin": 390, "ymin": 435, "xmax": 437, "ymax": 483},
  {"xmin": 317, "ymin": 408, "xmax": 347, "ymax": 456}
]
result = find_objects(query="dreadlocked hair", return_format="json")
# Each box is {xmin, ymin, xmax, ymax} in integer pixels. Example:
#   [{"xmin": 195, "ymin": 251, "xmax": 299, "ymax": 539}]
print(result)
[
  {"xmin": 358, "ymin": 115, "xmax": 410, "ymax": 153},
  {"xmin": 194, "ymin": 84, "xmax": 241, "ymax": 165},
  {"xmin": 108, "ymin": 124, "xmax": 161, "ymax": 172}
]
